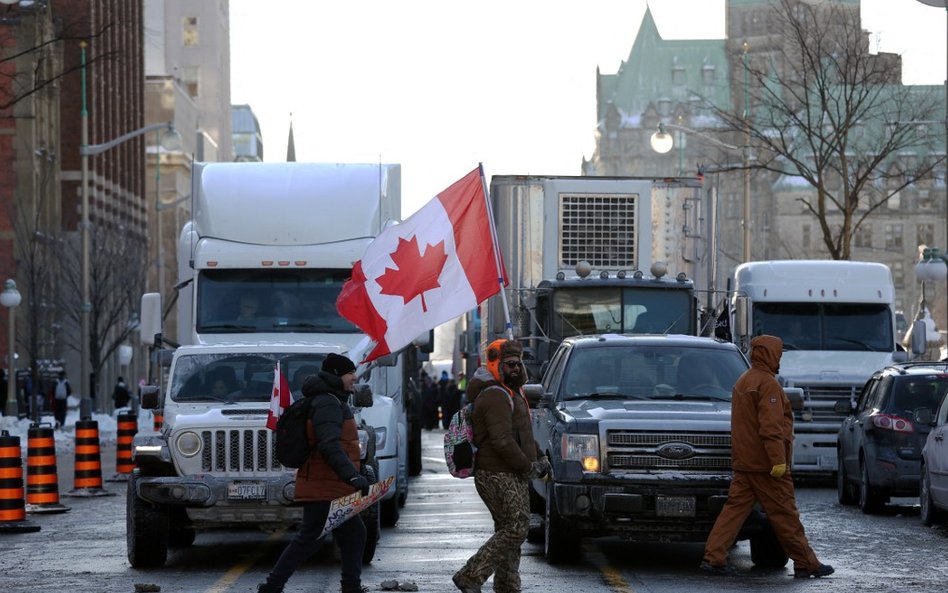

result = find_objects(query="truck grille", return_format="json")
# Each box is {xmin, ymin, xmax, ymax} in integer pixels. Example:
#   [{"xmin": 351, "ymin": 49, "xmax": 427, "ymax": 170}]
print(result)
[
  {"xmin": 559, "ymin": 193, "xmax": 637, "ymax": 269},
  {"xmin": 795, "ymin": 384, "xmax": 857, "ymax": 425},
  {"xmin": 200, "ymin": 429, "xmax": 281, "ymax": 473},
  {"xmin": 605, "ymin": 430, "xmax": 731, "ymax": 472}
]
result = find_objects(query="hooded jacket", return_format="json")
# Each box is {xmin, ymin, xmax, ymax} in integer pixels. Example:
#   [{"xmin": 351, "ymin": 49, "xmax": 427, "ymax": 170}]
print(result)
[
  {"xmin": 294, "ymin": 371, "xmax": 362, "ymax": 501},
  {"xmin": 469, "ymin": 346, "xmax": 539, "ymax": 475},
  {"xmin": 730, "ymin": 335, "xmax": 794, "ymax": 473}
]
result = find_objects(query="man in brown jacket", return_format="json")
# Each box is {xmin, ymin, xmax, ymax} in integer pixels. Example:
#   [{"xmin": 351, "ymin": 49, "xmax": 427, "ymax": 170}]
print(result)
[
  {"xmin": 453, "ymin": 339, "xmax": 550, "ymax": 593},
  {"xmin": 701, "ymin": 335, "xmax": 834, "ymax": 578}
]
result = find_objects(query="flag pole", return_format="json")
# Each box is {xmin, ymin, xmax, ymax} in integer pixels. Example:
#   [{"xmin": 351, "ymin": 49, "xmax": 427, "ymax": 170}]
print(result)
[{"xmin": 478, "ymin": 163, "xmax": 514, "ymax": 340}]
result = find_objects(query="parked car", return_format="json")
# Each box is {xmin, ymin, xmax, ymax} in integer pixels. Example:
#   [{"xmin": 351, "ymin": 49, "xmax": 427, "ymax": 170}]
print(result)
[
  {"xmin": 921, "ymin": 383, "xmax": 948, "ymax": 525},
  {"xmin": 836, "ymin": 361, "xmax": 948, "ymax": 514}
]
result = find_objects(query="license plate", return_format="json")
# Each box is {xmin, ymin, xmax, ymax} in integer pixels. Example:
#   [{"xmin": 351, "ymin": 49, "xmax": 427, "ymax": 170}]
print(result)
[
  {"xmin": 656, "ymin": 495, "xmax": 695, "ymax": 517},
  {"xmin": 227, "ymin": 481, "xmax": 267, "ymax": 500}
]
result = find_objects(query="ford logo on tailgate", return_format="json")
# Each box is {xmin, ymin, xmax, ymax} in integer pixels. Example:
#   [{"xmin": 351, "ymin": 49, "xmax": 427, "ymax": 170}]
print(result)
[{"xmin": 656, "ymin": 442, "xmax": 695, "ymax": 460}]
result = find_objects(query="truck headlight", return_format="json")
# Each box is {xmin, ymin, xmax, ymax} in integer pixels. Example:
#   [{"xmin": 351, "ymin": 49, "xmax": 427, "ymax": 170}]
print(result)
[
  {"xmin": 562, "ymin": 434, "xmax": 600, "ymax": 472},
  {"xmin": 374, "ymin": 427, "xmax": 387, "ymax": 449},
  {"xmin": 358, "ymin": 429, "xmax": 368, "ymax": 459},
  {"xmin": 175, "ymin": 431, "xmax": 202, "ymax": 457}
]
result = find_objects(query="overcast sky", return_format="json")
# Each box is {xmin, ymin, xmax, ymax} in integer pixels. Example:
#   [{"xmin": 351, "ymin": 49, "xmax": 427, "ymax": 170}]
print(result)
[{"xmin": 230, "ymin": 0, "xmax": 947, "ymax": 217}]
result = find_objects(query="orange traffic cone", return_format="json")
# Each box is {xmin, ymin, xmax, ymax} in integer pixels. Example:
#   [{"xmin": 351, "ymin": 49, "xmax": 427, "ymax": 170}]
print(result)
[
  {"xmin": 0, "ymin": 430, "xmax": 41, "ymax": 533},
  {"xmin": 25, "ymin": 425, "xmax": 70, "ymax": 514},
  {"xmin": 106, "ymin": 412, "xmax": 137, "ymax": 482},
  {"xmin": 64, "ymin": 420, "xmax": 114, "ymax": 497}
]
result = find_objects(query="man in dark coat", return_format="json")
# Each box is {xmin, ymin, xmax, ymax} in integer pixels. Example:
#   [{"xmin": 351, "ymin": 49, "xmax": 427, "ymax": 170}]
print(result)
[
  {"xmin": 453, "ymin": 339, "xmax": 550, "ymax": 593},
  {"xmin": 258, "ymin": 353, "xmax": 369, "ymax": 593},
  {"xmin": 701, "ymin": 335, "xmax": 834, "ymax": 579}
]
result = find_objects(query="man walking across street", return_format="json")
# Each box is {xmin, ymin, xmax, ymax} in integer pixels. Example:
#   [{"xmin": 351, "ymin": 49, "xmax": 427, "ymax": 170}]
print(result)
[
  {"xmin": 701, "ymin": 334, "xmax": 834, "ymax": 579},
  {"xmin": 452, "ymin": 339, "xmax": 550, "ymax": 593}
]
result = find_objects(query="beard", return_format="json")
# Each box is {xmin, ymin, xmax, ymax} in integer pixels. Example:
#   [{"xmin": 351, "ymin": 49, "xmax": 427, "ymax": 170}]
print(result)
[{"xmin": 503, "ymin": 368, "xmax": 526, "ymax": 389}]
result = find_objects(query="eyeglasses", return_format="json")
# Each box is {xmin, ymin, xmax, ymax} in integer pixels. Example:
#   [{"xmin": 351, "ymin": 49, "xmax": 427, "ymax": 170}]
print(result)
[{"xmin": 502, "ymin": 360, "xmax": 522, "ymax": 369}]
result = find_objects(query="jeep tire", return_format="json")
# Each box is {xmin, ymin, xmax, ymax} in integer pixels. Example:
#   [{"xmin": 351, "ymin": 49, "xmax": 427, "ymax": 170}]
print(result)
[{"xmin": 126, "ymin": 471, "xmax": 170, "ymax": 568}]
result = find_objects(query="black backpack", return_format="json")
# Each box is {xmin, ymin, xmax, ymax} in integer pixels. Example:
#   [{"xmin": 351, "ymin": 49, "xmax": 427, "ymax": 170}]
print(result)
[{"xmin": 275, "ymin": 396, "xmax": 316, "ymax": 468}]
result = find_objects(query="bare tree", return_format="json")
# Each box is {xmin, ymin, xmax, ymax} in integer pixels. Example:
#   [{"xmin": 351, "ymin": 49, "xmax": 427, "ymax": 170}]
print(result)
[{"xmin": 710, "ymin": 0, "xmax": 942, "ymax": 260}]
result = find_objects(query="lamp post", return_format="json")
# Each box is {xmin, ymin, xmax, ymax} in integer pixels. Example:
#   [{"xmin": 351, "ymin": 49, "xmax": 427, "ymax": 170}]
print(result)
[
  {"xmin": 916, "ymin": 247, "xmax": 948, "ymax": 349},
  {"xmin": 1, "ymin": 279, "xmax": 21, "ymax": 418},
  {"xmin": 650, "ymin": 121, "xmax": 752, "ymax": 262},
  {"xmin": 78, "ymin": 42, "xmax": 181, "ymax": 419}
]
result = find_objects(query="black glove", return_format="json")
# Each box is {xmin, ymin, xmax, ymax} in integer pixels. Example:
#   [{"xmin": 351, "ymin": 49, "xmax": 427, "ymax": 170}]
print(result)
[
  {"xmin": 348, "ymin": 473, "xmax": 370, "ymax": 496},
  {"xmin": 527, "ymin": 458, "xmax": 551, "ymax": 479}
]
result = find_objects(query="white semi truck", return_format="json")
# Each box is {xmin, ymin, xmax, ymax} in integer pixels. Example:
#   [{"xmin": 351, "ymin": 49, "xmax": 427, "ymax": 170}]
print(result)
[
  {"xmin": 477, "ymin": 174, "xmax": 710, "ymax": 377},
  {"xmin": 730, "ymin": 260, "xmax": 906, "ymax": 476},
  {"xmin": 128, "ymin": 163, "xmax": 425, "ymax": 567}
]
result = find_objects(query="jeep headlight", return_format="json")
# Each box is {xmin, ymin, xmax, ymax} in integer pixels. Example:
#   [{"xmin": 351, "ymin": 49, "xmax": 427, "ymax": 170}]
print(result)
[
  {"xmin": 358, "ymin": 429, "xmax": 369, "ymax": 459},
  {"xmin": 175, "ymin": 431, "xmax": 202, "ymax": 457},
  {"xmin": 562, "ymin": 434, "xmax": 600, "ymax": 472},
  {"xmin": 374, "ymin": 427, "xmax": 387, "ymax": 449}
]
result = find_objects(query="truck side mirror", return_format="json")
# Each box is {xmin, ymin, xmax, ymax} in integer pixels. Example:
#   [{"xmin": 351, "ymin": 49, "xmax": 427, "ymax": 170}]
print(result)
[
  {"xmin": 140, "ymin": 292, "xmax": 162, "ymax": 346},
  {"xmin": 523, "ymin": 383, "xmax": 543, "ymax": 409},
  {"xmin": 784, "ymin": 387, "xmax": 805, "ymax": 411},
  {"xmin": 733, "ymin": 295, "xmax": 749, "ymax": 342},
  {"xmin": 140, "ymin": 385, "xmax": 160, "ymax": 410},
  {"xmin": 352, "ymin": 383, "xmax": 373, "ymax": 408},
  {"xmin": 833, "ymin": 399, "xmax": 854, "ymax": 415}
]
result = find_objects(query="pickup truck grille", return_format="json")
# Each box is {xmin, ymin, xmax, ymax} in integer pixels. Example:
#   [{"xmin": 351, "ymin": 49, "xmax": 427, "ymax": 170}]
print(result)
[
  {"xmin": 605, "ymin": 430, "xmax": 731, "ymax": 471},
  {"xmin": 795, "ymin": 384, "xmax": 857, "ymax": 426},
  {"xmin": 200, "ymin": 429, "xmax": 281, "ymax": 473}
]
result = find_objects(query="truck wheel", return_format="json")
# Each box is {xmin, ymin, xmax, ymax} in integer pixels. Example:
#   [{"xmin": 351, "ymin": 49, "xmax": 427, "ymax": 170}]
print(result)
[
  {"xmin": 858, "ymin": 458, "xmax": 885, "ymax": 515},
  {"xmin": 836, "ymin": 451, "xmax": 856, "ymax": 505},
  {"xmin": 544, "ymin": 482, "xmax": 579, "ymax": 564},
  {"xmin": 361, "ymin": 502, "xmax": 381, "ymax": 565},
  {"xmin": 381, "ymin": 496, "xmax": 400, "ymax": 526},
  {"xmin": 408, "ymin": 424, "xmax": 422, "ymax": 476},
  {"xmin": 749, "ymin": 522, "xmax": 788, "ymax": 568},
  {"xmin": 126, "ymin": 472, "xmax": 169, "ymax": 568},
  {"xmin": 920, "ymin": 465, "xmax": 944, "ymax": 526}
]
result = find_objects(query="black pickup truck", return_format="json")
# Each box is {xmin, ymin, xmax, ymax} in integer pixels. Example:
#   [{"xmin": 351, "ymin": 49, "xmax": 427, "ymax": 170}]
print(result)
[{"xmin": 527, "ymin": 333, "xmax": 787, "ymax": 566}]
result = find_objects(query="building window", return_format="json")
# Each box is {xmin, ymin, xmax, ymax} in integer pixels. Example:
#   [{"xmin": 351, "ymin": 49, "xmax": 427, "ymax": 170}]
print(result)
[
  {"xmin": 658, "ymin": 99, "xmax": 671, "ymax": 116},
  {"xmin": 918, "ymin": 189, "xmax": 932, "ymax": 210},
  {"xmin": 891, "ymin": 261, "xmax": 904, "ymax": 289},
  {"xmin": 918, "ymin": 223, "xmax": 935, "ymax": 247},
  {"xmin": 672, "ymin": 67, "xmax": 686, "ymax": 86},
  {"xmin": 182, "ymin": 66, "xmax": 200, "ymax": 98},
  {"xmin": 886, "ymin": 191, "xmax": 900, "ymax": 210},
  {"xmin": 725, "ymin": 192, "xmax": 740, "ymax": 219},
  {"xmin": 854, "ymin": 225, "xmax": 872, "ymax": 248},
  {"xmin": 884, "ymin": 223, "xmax": 903, "ymax": 251},
  {"xmin": 182, "ymin": 16, "xmax": 199, "ymax": 46},
  {"xmin": 802, "ymin": 224, "xmax": 811, "ymax": 248},
  {"xmin": 702, "ymin": 65, "xmax": 715, "ymax": 85}
]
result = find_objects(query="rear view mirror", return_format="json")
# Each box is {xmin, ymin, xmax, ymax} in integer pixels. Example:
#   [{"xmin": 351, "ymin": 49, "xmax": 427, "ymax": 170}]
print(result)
[
  {"xmin": 352, "ymin": 383, "xmax": 373, "ymax": 408},
  {"xmin": 915, "ymin": 408, "xmax": 934, "ymax": 426},
  {"xmin": 833, "ymin": 399, "xmax": 854, "ymax": 415},
  {"xmin": 784, "ymin": 387, "xmax": 805, "ymax": 411},
  {"xmin": 140, "ymin": 385, "xmax": 160, "ymax": 410},
  {"xmin": 523, "ymin": 384, "xmax": 543, "ymax": 409}
]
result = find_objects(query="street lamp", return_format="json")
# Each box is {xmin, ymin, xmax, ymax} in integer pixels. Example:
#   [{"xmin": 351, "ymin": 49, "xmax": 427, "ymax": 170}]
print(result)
[
  {"xmin": 1, "ymin": 279, "xmax": 21, "ymax": 418},
  {"xmin": 916, "ymin": 247, "xmax": 948, "ymax": 347},
  {"xmin": 78, "ymin": 43, "xmax": 181, "ymax": 419},
  {"xmin": 650, "ymin": 121, "xmax": 752, "ymax": 262}
]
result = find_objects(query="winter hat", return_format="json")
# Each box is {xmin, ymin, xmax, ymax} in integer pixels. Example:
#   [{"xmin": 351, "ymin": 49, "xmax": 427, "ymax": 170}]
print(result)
[{"xmin": 322, "ymin": 353, "xmax": 356, "ymax": 377}]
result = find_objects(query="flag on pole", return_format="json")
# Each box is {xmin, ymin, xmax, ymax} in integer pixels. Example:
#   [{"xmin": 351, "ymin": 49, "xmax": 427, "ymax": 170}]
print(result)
[
  {"xmin": 337, "ymin": 167, "xmax": 507, "ymax": 362},
  {"xmin": 266, "ymin": 361, "xmax": 291, "ymax": 430}
]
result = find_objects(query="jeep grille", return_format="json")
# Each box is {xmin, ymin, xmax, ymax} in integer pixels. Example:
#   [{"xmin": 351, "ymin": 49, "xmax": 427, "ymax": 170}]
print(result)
[
  {"xmin": 200, "ymin": 429, "xmax": 281, "ymax": 473},
  {"xmin": 605, "ymin": 430, "xmax": 731, "ymax": 471}
]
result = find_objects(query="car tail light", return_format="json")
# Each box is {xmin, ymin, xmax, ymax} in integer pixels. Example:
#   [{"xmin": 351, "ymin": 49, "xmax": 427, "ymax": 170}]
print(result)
[{"xmin": 871, "ymin": 413, "xmax": 914, "ymax": 433}]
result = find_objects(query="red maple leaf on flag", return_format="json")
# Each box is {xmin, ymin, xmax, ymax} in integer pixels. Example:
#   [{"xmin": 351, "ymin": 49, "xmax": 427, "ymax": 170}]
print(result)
[{"xmin": 376, "ymin": 235, "xmax": 448, "ymax": 312}]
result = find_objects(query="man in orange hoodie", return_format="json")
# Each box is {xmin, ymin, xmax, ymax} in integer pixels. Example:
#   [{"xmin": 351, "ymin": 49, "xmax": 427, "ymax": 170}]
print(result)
[{"xmin": 701, "ymin": 335, "xmax": 834, "ymax": 579}]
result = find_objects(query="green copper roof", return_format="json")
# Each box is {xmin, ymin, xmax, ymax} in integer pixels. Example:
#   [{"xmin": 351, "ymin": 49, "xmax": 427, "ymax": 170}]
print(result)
[{"xmin": 598, "ymin": 7, "xmax": 730, "ymax": 126}]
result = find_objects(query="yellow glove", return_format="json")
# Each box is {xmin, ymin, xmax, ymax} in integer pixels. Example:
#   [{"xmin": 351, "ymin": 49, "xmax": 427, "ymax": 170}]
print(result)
[{"xmin": 770, "ymin": 464, "xmax": 788, "ymax": 478}]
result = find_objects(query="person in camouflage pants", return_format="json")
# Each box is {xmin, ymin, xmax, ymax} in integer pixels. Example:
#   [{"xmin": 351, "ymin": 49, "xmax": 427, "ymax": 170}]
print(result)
[{"xmin": 453, "ymin": 340, "xmax": 550, "ymax": 593}]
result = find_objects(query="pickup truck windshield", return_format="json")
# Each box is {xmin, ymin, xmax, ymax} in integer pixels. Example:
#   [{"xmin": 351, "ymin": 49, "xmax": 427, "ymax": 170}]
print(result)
[
  {"xmin": 169, "ymin": 352, "xmax": 327, "ymax": 403},
  {"xmin": 196, "ymin": 269, "xmax": 359, "ymax": 334},
  {"xmin": 560, "ymin": 345, "xmax": 747, "ymax": 401}
]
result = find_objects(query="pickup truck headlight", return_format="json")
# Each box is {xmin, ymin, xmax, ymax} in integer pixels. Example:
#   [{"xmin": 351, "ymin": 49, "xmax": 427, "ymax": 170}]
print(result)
[{"xmin": 562, "ymin": 434, "xmax": 600, "ymax": 472}]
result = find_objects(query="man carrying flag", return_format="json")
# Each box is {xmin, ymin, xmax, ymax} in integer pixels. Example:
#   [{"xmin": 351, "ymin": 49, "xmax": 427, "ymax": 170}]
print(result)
[{"xmin": 337, "ymin": 166, "xmax": 508, "ymax": 362}]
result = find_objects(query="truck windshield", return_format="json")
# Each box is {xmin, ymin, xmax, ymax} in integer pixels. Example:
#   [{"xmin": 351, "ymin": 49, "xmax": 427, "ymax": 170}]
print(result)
[
  {"xmin": 754, "ymin": 303, "xmax": 894, "ymax": 352},
  {"xmin": 170, "ymin": 352, "xmax": 328, "ymax": 403},
  {"xmin": 551, "ymin": 286, "xmax": 692, "ymax": 338},
  {"xmin": 196, "ymin": 269, "xmax": 359, "ymax": 334},
  {"xmin": 561, "ymin": 345, "xmax": 746, "ymax": 401}
]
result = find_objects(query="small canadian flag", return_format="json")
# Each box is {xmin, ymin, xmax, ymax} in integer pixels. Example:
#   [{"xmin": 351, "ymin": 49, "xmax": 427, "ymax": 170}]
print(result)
[{"xmin": 266, "ymin": 361, "xmax": 291, "ymax": 430}]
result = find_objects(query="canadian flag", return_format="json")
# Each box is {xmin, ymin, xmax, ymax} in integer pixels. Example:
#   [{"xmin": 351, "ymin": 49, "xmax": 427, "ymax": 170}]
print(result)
[
  {"xmin": 266, "ymin": 361, "xmax": 292, "ymax": 430},
  {"xmin": 337, "ymin": 167, "xmax": 506, "ymax": 362}
]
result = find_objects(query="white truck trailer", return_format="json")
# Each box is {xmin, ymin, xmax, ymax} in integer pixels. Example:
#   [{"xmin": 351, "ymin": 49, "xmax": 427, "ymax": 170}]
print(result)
[
  {"xmin": 730, "ymin": 260, "xmax": 906, "ymax": 476},
  {"xmin": 477, "ymin": 175, "xmax": 710, "ymax": 376}
]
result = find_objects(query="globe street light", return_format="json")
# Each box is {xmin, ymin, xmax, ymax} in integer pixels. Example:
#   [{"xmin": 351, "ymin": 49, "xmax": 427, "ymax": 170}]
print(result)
[
  {"xmin": 78, "ymin": 43, "xmax": 182, "ymax": 419},
  {"xmin": 1, "ymin": 279, "xmax": 21, "ymax": 418},
  {"xmin": 650, "ymin": 121, "xmax": 752, "ymax": 262},
  {"xmin": 916, "ymin": 247, "xmax": 948, "ymax": 348}
]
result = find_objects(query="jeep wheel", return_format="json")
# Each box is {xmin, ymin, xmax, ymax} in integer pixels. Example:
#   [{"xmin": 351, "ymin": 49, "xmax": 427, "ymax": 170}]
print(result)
[
  {"xmin": 858, "ymin": 458, "xmax": 885, "ymax": 515},
  {"xmin": 920, "ymin": 465, "xmax": 944, "ymax": 526},
  {"xmin": 749, "ymin": 522, "xmax": 788, "ymax": 568},
  {"xmin": 381, "ymin": 496, "xmax": 400, "ymax": 527},
  {"xmin": 544, "ymin": 482, "xmax": 579, "ymax": 564},
  {"xmin": 126, "ymin": 472, "xmax": 169, "ymax": 568},
  {"xmin": 837, "ymin": 451, "xmax": 856, "ymax": 505}
]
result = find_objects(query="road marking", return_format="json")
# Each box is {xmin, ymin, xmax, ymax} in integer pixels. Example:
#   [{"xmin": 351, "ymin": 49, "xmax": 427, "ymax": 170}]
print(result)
[
  {"xmin": 205, "ymin": 529, "xmax": 285, "ymax": 593},
  {"xmin": 584, "ymin": 541, "xmax": 637, "ymax": 593}
]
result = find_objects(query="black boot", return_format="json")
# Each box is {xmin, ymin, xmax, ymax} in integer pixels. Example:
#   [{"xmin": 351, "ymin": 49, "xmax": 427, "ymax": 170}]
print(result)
[
  {"xmin": 257, "ymin": 578, "xmax": 285, "ymax": 593},
  {"xmin": 340, "ymin": 584, "xmax": 368, "ymax": 593}
]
